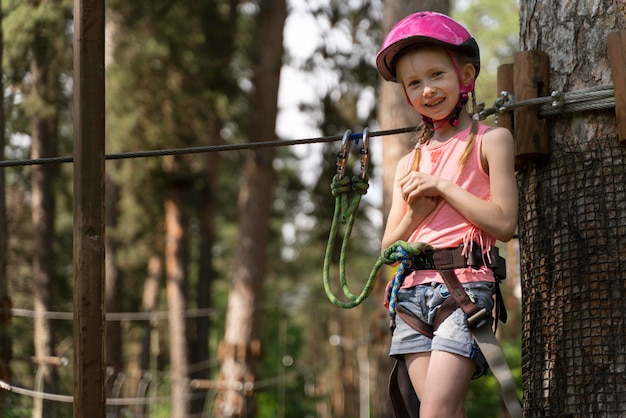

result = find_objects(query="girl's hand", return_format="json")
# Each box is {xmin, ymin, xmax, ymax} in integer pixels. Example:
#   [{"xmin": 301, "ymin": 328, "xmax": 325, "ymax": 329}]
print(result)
[
  {"xmin": 405, "ymin": 195, "xmax": 439, "ymax": 216},
  {"xmin": 400, "ymin": 171, "xmax": 442, "ymax": 204},
  {"xmin": 381, "ymin": 153, "xmax": 445, "ymax": 249}
]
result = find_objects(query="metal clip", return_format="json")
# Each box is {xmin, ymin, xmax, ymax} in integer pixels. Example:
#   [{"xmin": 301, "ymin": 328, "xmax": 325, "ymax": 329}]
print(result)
[
  {"xmin": 336, "ymin": 129, "xmax": 352, "ymax": 180},
  {"xmin": 551, "ymin": 90, "xmax": 564, "ymax": 110},
  {"xmin": 359, "ymin": 128, "xmax": 370, "ymax": 180},
  {"xmin": 496, "ymin": 90, "xmax": 514, "ymax": 114},
  {"xmin": 467, "ymin": 308, "xmax": 490, "ymax": 329}
]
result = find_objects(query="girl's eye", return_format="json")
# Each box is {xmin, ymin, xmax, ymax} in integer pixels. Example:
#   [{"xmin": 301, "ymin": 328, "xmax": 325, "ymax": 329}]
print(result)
[
  {"xmin": 432, "ymin": 71, "xmax": 443, "ymax": 78},
  {"xmin": 408, "ymin": 79, "xmax": 421, "ymax": 87}
]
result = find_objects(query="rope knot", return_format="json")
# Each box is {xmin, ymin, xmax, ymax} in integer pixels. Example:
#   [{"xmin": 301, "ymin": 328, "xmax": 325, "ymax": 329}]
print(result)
[
  {"xmin": 350, "ymin": 175, "xmax": 369, "ymax": 196},
  {"xmin": 383, "ymin": 241, "xmax": 434, "ymax": 318},
  {"xmin": 330, "ymin": 174, "xmax": 352, "ymax": 197}
]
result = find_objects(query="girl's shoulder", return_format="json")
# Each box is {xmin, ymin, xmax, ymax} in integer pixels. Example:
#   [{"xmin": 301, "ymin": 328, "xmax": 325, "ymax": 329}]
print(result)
[
  {"xmin": 482, "ymin": 125, "xmax": 514, "ymax": 141},
  {"xmin": 481, "ymin": 125, "xmax": 515, "ymax": 152}
]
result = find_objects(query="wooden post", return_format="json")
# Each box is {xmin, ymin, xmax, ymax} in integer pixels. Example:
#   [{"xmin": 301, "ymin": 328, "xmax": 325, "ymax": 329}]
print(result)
[
  {"xmin": 607, "ymin": 30, "xmax": 626, "ymax": 143},
  {"xmin": 497, "ymin": 63, "xmax": 514, "ymax": 134},
  {"xmin": 73, "ymin": 1, "xmax": 106, "ymax": 417},
  {"xmin": 513, "ymin": 51, "xmax": 551, "ymax": 169}
]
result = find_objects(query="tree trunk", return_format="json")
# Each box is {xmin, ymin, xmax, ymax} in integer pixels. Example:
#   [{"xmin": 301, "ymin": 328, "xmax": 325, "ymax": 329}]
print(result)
[
  {"xmin": 0, "ymin": 3, "xmax": 11, "ymax": 411},
  {"xmin": 30, "ymin": 20, "xmax": 60, "ymax": 418},
  {"xmin": 375, "ymin": 2, "xmax": 450, "ymax": 417},
  {"xmin": 190, "ymin": 142, "xmax": 221, "ymax": 415},
  {"xmin": 518, "ymin": 2, "xmax": 626, "ymax": 416},
  {"xmin": 163, "ymin": 165, "xmax": 192, "ymax": 418},
  {"xmin": 135, "ymin": 254, "xmax": 163, "ymax": 418},
  {"xmin": 104, "ymin": 174, "xmax": 123, "ymax": 407},
  {"xmin": 215, "ymin": 1, "xmax": 286, "ymax": 417},
  {"xmin": 140, "ymin": 254, "xmax": 163, "ymax": 371},
  {"xmin": 103, "ymin": 17, "xmax": 124, "ymax": 409}
]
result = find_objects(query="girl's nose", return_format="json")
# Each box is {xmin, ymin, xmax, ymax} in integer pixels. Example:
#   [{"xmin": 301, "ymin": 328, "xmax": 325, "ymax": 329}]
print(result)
[{"xmin": 423, "ymin": 85, "xmax": 436, "ymax": 97}]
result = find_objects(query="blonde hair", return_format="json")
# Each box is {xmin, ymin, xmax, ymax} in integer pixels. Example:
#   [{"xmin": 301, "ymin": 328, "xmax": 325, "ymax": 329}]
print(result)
[{"xmin": 409, "ymin": 90, "xmax": 478, "ymax": 173}]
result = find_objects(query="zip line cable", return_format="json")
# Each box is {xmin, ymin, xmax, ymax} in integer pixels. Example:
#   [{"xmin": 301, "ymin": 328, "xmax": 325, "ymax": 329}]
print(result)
[
  {"xmin": 0, "ymin": 379, "xmax": 172, "ymax": 405},
  {"xmin": 11, "ymin": 307, "xmax": 216, "ymax": 321},
  {"xmin": 0, "ymin": 126, "xmax": 420, "ymax": 168},
  {"xmin": 0, "ymin": 359, "xmax": 315, "ymax": 405},
  {"xmin": 477, "ymin": 84, "xmax": 615, "ymax": 120}
]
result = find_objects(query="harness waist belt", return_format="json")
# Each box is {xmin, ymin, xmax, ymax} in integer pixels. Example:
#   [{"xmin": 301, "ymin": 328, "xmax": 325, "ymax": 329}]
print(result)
[{"xmin": 415, "ymin": 244, "xmax": 506, "ymax": 280}]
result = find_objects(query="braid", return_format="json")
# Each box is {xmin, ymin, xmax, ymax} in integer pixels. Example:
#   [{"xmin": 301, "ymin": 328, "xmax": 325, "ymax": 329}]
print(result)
[
  {"xmin": 409, "ymin": 122, "xmax": 434, "ymax": 172},
  {"xmin": 457, "ymin": 90, "xmax": 478, "ymax": 168}
]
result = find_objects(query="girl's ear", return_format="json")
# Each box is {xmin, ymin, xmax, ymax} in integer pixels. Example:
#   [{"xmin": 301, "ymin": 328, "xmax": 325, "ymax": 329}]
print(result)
[{"xmin": 462, "ymin": 63, "xmax": 476, "ymax": 86}]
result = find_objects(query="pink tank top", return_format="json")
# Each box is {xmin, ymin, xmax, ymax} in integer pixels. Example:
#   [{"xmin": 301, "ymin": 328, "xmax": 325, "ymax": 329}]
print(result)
[{"xmin": 403, "ymin": 123, "xmax": 495, "ymax": 286}]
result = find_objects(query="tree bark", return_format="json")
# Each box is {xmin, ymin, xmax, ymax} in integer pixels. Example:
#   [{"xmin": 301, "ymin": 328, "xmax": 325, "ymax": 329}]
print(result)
[
  {"xmin": 30, "ymin": 15, "xmax": 60, "ymax": 418},
  {"xmin": 190, "ymin": 141, "xmax": 220, "ymax": 415},
  {"xmin": 215, "ymin": 1, "xmax": 286, "ymax": 417},
  {"xmin": 375, "ymin": 2, "xmax": 450, "ymax": 417},
  {"xmin": 518, "ymin": 2, "xmax": 626, "ymax": 416},
  {"xmin": 163, "ymin": 164, "xmax": 192, "ymax": 418},
  {"xmin": 104, "ymin": 175, "xmax": 122, "ymax": 404},
  {"xmin": 135, "ymin": 255, "xmax": 163, "ymax": 418},
  {"xmin": 0, "ymin": 3, "xmax": 11, "ymax": 412},
  {"xmin": 103, "ymin": 16, "xmax": 124, "ymax": 408}
]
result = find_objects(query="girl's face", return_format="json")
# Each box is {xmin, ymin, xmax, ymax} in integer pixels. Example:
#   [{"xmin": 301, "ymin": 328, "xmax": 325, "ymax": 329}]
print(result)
[{"xmin": 396, "ymin": 46, "xmax": 474, "ymax": 122}]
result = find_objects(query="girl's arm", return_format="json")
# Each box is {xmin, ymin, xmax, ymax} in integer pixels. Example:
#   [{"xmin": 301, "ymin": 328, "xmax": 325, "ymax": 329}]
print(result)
[{"xmin": 381, "ymin": 153, "xmax": 439, "ymax": 250}]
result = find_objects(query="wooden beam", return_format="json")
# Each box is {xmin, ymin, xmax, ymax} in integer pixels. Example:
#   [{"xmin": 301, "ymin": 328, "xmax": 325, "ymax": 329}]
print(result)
[
  {"xmin": 513, "ymin": 50, "xmax": 551, "ymax": 169},
  {"xmin": 496, "ymin": 63, "xmax": 514, "ymax": 134},
  {"xmin": 607, "ymin": 30, "xmax": 626, "ymax": 143},
  {"xmin": 73, "ymin": 1, "xmax": 106, "ymax": 417}
]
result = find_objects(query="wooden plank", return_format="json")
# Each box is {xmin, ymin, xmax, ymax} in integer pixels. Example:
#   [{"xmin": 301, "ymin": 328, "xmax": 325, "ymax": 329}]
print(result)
[
  {"xmin": 513, "ymin": 50, "xmax": 551, "ymax": 169},
  {"xmin": 73, "ymin": 1, "xmax": 106, "ymax": 417},
  {"xmin": 497, "ymin": 63, "xmax": 514, "ymax": 134},
  {"xmin": 607, "ymin": 31, "xmax": 626, "ymax": 143}
]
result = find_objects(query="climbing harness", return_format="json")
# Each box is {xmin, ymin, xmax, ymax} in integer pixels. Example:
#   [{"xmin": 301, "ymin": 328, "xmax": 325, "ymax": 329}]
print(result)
[
  {"xmin": 384, "ymin": 242, "xmax": 522, "ymax": 418},
  {"xmin": 322, "ymin": 128, "xmax": 374, "ymax": 308}
]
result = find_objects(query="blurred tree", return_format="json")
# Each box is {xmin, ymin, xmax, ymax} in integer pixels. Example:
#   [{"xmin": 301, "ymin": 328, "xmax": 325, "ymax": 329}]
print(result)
[
  {"xmin": 3, "ymin": 1, "xmax": 73, "ymax": 417},
  {"xmin": 215, "ymin": 0, "xmax": 287, "ymax": 416},
  {"xmin": 452, "ymin": 0, "xmax": 519, "ymax": 106},
  {"xmin": 0, "ymin": 2, "xmax": 10, "ymax": 416},
  {"xmin": 105, "ymin": 0, "xmax": 242, "ymax": 415},
  {"xmin": 284, "ymin": 1, "xmax": 384, "ymax": 416}
]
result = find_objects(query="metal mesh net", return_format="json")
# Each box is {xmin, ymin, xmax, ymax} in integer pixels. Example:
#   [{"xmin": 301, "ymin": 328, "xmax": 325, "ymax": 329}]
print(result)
[{"xmin": 518, "ymin": 134, "xmax": 626, "ymax": 416}]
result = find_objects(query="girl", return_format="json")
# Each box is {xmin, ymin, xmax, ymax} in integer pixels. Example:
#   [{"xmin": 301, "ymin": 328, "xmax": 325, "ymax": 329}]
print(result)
[{"xmin": 376, "ymin": 12, "xmax": 518, "ymax": 418}]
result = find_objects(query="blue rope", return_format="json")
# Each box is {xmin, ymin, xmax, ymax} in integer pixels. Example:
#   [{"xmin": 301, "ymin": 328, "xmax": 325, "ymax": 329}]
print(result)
[{"xmin": 386, "ymin": 245, "xmax": 415, "ymax": 318}]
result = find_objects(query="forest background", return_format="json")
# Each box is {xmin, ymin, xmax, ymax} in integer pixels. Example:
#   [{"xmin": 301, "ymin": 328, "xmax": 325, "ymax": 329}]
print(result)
[{"xmin": 0, "ymin": 0, "xmax": 520, "ymax": 417}]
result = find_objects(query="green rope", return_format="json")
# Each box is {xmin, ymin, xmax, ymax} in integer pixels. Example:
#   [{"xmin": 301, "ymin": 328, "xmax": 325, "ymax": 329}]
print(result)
[
  {"xmin": 323, "ymin": 174, "xmax": 370, "ymax": 308},
  {"xmin": 322, "ymin": 169, "xmax": 434, "ymax": 309}
]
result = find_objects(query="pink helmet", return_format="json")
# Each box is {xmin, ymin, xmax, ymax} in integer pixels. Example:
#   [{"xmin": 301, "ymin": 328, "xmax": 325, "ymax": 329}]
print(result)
[{"xmin": 376, "ymin": 11, "xmax": 480, "ymax": 82}]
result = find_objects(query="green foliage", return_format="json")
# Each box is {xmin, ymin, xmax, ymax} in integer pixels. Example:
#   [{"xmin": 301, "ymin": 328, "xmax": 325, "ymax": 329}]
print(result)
[
  {"xmin": 466, "ymin": 340, "xmax": 522, "ymax": 417},
  {"xmin": 2, "ymin": 394, "xmax": 33, "ymax": 418},
  {"xmin": 453, "ymin": 0, "xmax": 520, "ymax": 111}
]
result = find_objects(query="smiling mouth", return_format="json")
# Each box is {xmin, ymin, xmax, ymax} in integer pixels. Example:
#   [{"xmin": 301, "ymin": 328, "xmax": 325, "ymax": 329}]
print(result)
[{"xmin": 425, "ymin": 97, "xmax": 445, "ymax": 107}]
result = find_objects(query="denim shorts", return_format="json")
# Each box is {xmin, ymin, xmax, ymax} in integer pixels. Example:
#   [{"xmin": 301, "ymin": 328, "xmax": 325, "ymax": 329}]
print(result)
[{"xmin": 390, "ymin": 281, "xmax": 495, "ymax": 373}]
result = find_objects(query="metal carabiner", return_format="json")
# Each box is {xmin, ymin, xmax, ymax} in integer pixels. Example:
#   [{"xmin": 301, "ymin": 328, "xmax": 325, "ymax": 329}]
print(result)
[
  {"xmin": 336, "ymin": 129, "xmax": 352, "ymax": 180},
  {"xmin": 359, "ymin": 128, "xmax": 370, "ymax": 180}
]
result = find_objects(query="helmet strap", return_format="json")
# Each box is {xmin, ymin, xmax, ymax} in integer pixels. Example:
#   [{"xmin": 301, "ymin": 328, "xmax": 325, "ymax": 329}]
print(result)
[
  {"xmin": 422, "ymin": 92, "xmax": 469, "ymax": 131},
  {"xmin": 444, "ymin": 50, "xmax": 474, "ymax": 128}
]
